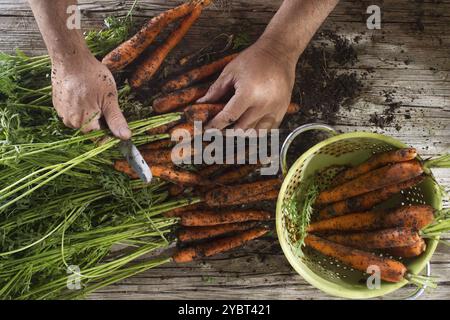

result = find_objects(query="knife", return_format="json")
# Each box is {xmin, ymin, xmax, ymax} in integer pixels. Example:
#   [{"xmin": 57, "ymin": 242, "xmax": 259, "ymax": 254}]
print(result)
[{"xmin": 118, "ymin": 140, "xmax": 152, "ymax": 183}]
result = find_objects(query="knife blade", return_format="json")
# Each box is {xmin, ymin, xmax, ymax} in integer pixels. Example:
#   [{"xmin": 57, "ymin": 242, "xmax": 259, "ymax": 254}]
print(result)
[{"xmin": 118, "ymin": 140, "xmax": 152, "ymax": 183}]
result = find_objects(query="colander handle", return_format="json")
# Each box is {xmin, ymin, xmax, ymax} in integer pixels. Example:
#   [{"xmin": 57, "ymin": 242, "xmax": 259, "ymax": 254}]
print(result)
[
  {"xmin": 280, "ymin": 123, "xmax": 337, "ymax": 176},
  {"xmin": 403, "ymin": 262, "xmax": 431, "ymax": 300}
]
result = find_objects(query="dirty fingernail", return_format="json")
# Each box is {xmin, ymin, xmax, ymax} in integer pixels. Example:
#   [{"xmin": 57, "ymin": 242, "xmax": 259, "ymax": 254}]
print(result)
[{"xmin": 119, "ymin": 127, "xmax": 132, "ymax": 140}]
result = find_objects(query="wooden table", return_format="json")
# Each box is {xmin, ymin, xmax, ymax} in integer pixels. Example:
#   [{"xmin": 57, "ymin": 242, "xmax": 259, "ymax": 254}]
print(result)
[{"xmin": 1, "ymin": 0, "xmax": 448, "ymax": 299}]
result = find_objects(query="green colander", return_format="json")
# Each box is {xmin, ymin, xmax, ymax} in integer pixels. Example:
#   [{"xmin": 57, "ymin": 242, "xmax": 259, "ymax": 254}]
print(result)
[{"xmin": 276, "ymin": 123, "xmax": 442, "ymax": 299}]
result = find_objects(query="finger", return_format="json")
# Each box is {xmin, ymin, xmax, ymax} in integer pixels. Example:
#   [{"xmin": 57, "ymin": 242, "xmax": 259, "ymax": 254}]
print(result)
[
  {"xmin": 80, "ymin": 111, "xmax": 102, "ymax": 133},
  {"xmin": 205, "ymin": 93, "xmax": 249, "ymax": 130},
  {"xmin": 103, "ymin": 99, "xmax": 131, "ymax": 140},
  {"xmin": 196, "ymin": 72, "xmax": 233, "ymax": 103},
  {"xmin": 254, "ymin": 115, "xmax": 277, "ymax": 130},
  {"xmin": 62, "ymin": 116, "xmax": 76, "ymax": 129},
  {"xmin": 233, "ymin": 107, "xmax": 263, "ymax": 130}
]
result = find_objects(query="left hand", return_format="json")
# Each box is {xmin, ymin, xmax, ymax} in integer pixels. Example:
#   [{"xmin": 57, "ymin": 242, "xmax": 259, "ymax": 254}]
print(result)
[{"xmin": 197, "ymin": 37, "xmax": 297, "ymax": 130}]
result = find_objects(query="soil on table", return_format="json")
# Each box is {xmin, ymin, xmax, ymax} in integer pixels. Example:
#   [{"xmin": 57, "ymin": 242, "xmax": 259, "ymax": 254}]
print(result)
[{"xmin": 281, "ymin": 30, "xmax": 363, "ymax": 165}]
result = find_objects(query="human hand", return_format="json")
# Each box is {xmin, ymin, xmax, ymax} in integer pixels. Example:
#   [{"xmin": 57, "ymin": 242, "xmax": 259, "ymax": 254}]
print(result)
[
  {"xmin": 51, "ymin": 54, "xmax": 131, "ymax": 139},
  {"xmin": 197, "ymin": 37, "xmax": 297, "ymax": 130}
]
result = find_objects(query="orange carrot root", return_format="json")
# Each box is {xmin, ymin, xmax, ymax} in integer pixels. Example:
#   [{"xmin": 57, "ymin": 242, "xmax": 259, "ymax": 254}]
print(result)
[
  {"xmin": 162, "ymin": 53, "xmax": 238, "ymax": 92},
  {"xmin": 153, "ymin": 84, "xmax": 210, "ymax": 113},
  {"xmin": 333, "ymin": 148, "xmax": 418, "ymax": 185},
  {"xmin": 318, "ymin": 175, "xmax": 425, "ymax": 219},
  {"xmin": 102, "ymin": 1, "xmax": 202, "ymax": 72},
  {"xmin": 325, "ymin": 227, "xmax": 421, "ymax": 249},
  {"xmin": 179, "ymin": 209, "xmax": 273, "ymax": 226},
  {"xmin": 305, "ymin": 234, "xmax": 407, "ymax": 283},
  {"xmin": 177, "ymin": 221, "xmax": 259, "ymax": 242},
  {"xmin": 316, "ymin": 160, "xmax": 424, "ymax": 206},
  {"xmin": 130, "ymin": 4, "xmax": 206, "ymax": 88},
  {"xmin": 173, "ymin": 227, "xmax": 269, "ymax": 263}
]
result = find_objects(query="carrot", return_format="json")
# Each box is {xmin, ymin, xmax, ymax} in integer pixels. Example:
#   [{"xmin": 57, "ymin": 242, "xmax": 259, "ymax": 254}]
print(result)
[
  {"xmin": 304, "ymin": 234, "xmax": 407, "ymax": 282},
  {"xmin": 177, "ymin": 221, "xmax": 259, "ymax": 242},
  {"xmin": 153, "ymin": 84, "xmax": 210, "ymax": 113},
  {"xmin": 139, "ymin": 139, "xmax": 175, "ymax": 151},
  {"xmin": 385, "ymin": 238, "xmax": 427, "ymax": 258},
  {"xmin": 214, "ymin": 164, "xmax": 259, "ymax": 185},
  {"xmin": 130, "ymin": 3, "xmax": 207, "ymax": 88},
  {"xmin": 179, "ymin": 209, "xmax": 272, "ymax": 226},
  {"xmin": 115, "ymin": 148, "xmax": 192, "ymax": 169},
  {"xmin": 325, "ymin": 227, "xmax": 421, "ymax": 249},
  {"xmin": 308, "ymin": 205, "xmax": 435, "ymax": 233},
  {"xmin": 169, "ymin": 184, "xmax": 185, "ymax": 197},
  {"xmin": 318, "ymin": 175, "xmax": 425, "ymax": 219},
  {"xmin": 173, "ymin": 227, "xmax": 268, "ymax": 263},
  {"xmin": 152, "ymin": 165, "xmax": 211, "ymax": 186},
  {"xmin": 198, "ymin": 164, "xmax": 226, "ymax": 177},
  {"xmin": 333, "ymin": 148, "xmax": 418, "ymax": 185},
  {"xmin": 147, "ymin": 120, "xmax": 181, "ymax": 135},
  {"xmin": 102, "ymin": 0, "xmax": 202, "ymax": 72},
  {"xmin": 184, "ymin": 102, "xmax": 299, "ymax": 124},
  {"xmin": 163, "ymin": 203, "xmax": 203, "ymax": 217},
  {"xmin": 316, "ymin": 160, "xmax": 424, "ymax": 206},
  {"xmin": 185, "ymin": 103, "xmax": 225, "ymax": 123},
  {"xmin": 162, "ymin": 53, "xmax": 238, "ymax": 92},
  {"xmin": 286, "ymin": 102, "xmax": 300, "ymax": 114},
  {"xmin": 114, "ymin": 160, "xmax": 139, "ymax": 179},
  {"xmin": 203, "ymin": 179, "xmax": 281, "ymax": 207},
  {"xmin": 169, "ymin": 122, "xmax": 197, "ymax": 141}
]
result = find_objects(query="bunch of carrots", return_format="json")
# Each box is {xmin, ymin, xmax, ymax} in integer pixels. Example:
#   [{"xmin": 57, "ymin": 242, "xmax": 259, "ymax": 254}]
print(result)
[
  {"xmin": 101, "ymin": 0, "xmax": 303, "ymax": 264},
  {"xmin": 303, "ymin": 147, "xmax": 449, "ymax": 284}
]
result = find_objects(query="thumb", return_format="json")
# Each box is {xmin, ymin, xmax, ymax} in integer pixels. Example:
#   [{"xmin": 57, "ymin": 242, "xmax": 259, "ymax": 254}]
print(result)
[
  {"xmin": 103, "ymin": 100, "xmax": 131, "ymax": 140},
  {"xmin": 197, "ymin": 72, "xmax": 233, "ymax": 103},
  {"xmin": 205, "ymin": 92, "xmax": 248, "ymax": 130}
]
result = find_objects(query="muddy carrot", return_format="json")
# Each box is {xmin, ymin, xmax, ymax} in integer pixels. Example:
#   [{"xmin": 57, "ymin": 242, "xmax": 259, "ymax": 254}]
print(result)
[
  {"xmin": 147, "ymin": 120, "xmax": 181, "ymax": 135},
  {"xmin": 198, "ymin": 164, "xmax": 226, "ymax": 177},
  {"xmin": 305, "ymin": 234, "xmax": 407, "ymax": 282},
  {"xmin": 333, "ymin": 148, "xmax": 418, "ymax": 185},
  {"xmin": 169, "ymin": 122, "xmax": 198, "ymax": 141},
  {"xmin": 130, "ymin": 4, "xmax": 207, "ymax": 88},
  {"xmin": 173, "ymin": 227, "xmax": 269, "ymax": 263},
  {"xmin": 169, "ymin": 184, "xmax": 185, "ymax": 197},
  {"xmin": 179, "ymin": 209, "xmax": 272, "ymax": 226},
  {"xmin": 214, "ymin": 164, "xmax": 259, "ymax": 185},
  {"xmin": 139, "ymin": 139, "xmax": 175, "ymax": 151},
  {"xmin": 318, "ymin": 175, "xmax": 425, "ymax": 219},
  {"xmin": 325, "ymin": 227, "xmax": 421, "ymax": 249},
  {"xmin": 152, "ymin": 165, "xmax": 211, "ymax": 186},
  {"xmin": 164, "ymin": 203, "xmax": 203, "ymax": 217},
  {"xmin": 185, "ymin": 103, "xmax": 225, "ymax": 123},
  {"xmin": 201, "ymin": 189, "xmax": 279, "ymax": 207},
  {"xmin": 114, "ymin": 160, "xmax": 139, "ymax": 179},
  {"xmin": 177, "ymin": 221, "xmax": 259, "ymax": 242},
  {"xmin": 309, "ymin": 205, "xmax": 435, "ymax": 233},
  {"xmin": 184, "ymin": 102, "xmax": 299, "ymax": 124},
  {"xmin": 153, "ymin": 84, "xmax": 210, "ymax": 113},
  {"xmin": 162, "ymin": 53, "xmax": 238, "ymax": 92},
  {"xmin": 286, "ymin": 102, "xmax": 300, "ymax": 114},
  {"xmin": 316, "ymin": 160, "xmax": 424, "ymax": 206},
  {"xmin": 385, "ymin": 239, "xmax": 427, "ymax": 258},
  {"xmin": 203, "ymin": 179, "xmax": 281, "ymax": 207},
  {"xmin": 102, "ymin": 0, "xmax": 202, "ymax": 72}
]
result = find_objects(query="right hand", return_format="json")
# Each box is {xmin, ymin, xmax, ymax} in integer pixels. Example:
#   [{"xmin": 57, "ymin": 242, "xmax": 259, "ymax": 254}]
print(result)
[{"xmin": 51, "ymin": 53, "xmax": 131, "ymax": 140}]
